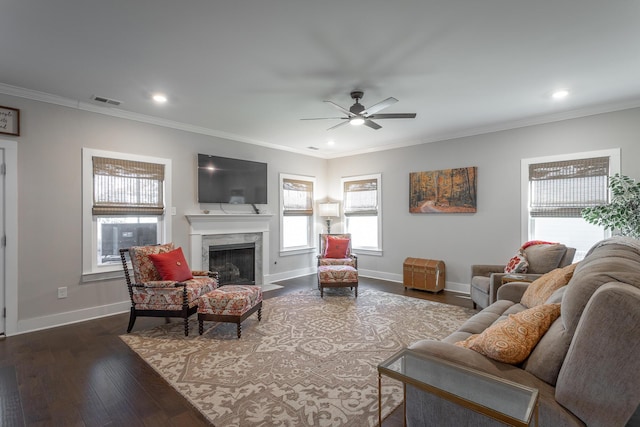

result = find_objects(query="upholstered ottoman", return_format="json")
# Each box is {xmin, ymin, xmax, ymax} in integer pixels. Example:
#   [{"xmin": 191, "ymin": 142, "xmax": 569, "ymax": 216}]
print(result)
[
  {"xmin": 317, "ymin": 265, "xmax": 358, "ymax": 297},
  {"xmin": 197, "ymin": 285, "xmax": 263, "ymax": 338}
]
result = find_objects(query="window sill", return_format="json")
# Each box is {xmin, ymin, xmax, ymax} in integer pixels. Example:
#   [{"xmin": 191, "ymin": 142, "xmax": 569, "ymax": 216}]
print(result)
[
  {"xmin": 82, "ymin": 267, "xmax": 126, "ymax": 283},
  {"xmin": 352, "ymin": 248, "xmax": 383, "ymax": 257},
  {"xmin": 279, "ymin": 247, "xmax": 316, "ymax": 257}
]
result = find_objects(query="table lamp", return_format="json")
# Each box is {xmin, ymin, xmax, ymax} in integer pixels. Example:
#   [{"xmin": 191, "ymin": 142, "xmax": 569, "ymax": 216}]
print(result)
[{"xmin": 318, "ymin": 202, "xmax": 340, "ymax": 234}]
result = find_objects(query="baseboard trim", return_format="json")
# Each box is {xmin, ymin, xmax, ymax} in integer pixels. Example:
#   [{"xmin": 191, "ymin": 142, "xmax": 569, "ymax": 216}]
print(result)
[
  {"xmin": 264, "ymin": 267, "xmax": 316, "ymax": 284},
  {"xmin": 359, "ymin": 269, "xmax": 470, "ymax": 295},
  {"xmin": 14, "ymin": 301, "xmax": 130, "ymax": 336},
  {"xmin": 12, "ymin": 267, "xmax": 470, "ymax": 336}
]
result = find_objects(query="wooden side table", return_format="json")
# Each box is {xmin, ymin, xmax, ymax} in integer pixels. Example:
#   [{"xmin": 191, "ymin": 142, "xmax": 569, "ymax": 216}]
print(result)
[{"xmin": 377, "ymin": 349, "xmax": 539, "ymax": 426}]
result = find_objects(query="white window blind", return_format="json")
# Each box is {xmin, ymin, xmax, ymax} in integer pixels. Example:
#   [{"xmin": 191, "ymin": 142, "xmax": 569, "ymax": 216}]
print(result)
[
  {"xmin": 344, "ymin": 178, "xmax": 378, "ymax": 216},
  {"xmin": 282, "ymin": 178, "xmax": 313, "ymax": 216},
  {"xmin": 529, "ymin": 156, "xmax": 609, "ymax": 218},
  {"xmin": 92, "ymin": 156, "xmax": 165, "ymax": 216}
]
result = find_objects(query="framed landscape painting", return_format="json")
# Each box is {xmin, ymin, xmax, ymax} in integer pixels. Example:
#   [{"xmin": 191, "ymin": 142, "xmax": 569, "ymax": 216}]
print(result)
[{"xmin": 409, "ymin": 167, "xmax": 477, "ymax": 213}]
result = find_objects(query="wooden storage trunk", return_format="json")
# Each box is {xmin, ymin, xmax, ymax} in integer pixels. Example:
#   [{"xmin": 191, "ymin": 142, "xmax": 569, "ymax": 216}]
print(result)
[{"xmin": 403, "ymin": 258, "xmax": 445, "ymax": 292}]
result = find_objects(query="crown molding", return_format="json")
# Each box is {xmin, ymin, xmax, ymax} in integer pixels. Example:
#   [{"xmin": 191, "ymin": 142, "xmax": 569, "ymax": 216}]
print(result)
[
  {"xmin": 323, "ymin": 98, "xmax": 640, "ymax": 159},
  {"xmin": 3, "ymin": 82, "xmax": 640, "ymax": 160},
  {"xmin": 0, "ymin": 83, "xmax": 328, "ymax": 158}
]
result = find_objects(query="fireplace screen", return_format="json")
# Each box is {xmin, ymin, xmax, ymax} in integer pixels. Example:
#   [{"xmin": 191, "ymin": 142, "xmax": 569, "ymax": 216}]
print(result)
[{"xmin": 209, "ymin": 243, "xmax": 256, "ymax": 285}]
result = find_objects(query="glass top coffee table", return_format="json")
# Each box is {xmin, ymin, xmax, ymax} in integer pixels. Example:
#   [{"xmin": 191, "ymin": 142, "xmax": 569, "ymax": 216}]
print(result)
[{"xmin": 377, "ymin": 349, "xmax": 539, "ymax": 426}]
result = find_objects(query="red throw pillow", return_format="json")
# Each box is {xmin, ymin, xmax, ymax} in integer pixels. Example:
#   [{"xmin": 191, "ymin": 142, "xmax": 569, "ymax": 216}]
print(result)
[
  {"xmin": 324, "ymin": 236, "xmax": 350, "ymax": 259},
  {"xmin": 148, "ymin": 247, "xmax": 193, "ymax": 282}
]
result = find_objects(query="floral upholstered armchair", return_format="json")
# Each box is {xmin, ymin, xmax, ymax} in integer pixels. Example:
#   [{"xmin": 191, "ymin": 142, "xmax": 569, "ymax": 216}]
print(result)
[
  {"xmin": 317, "ymin": 234, "xmax": 359, "ymax": 297},
  {"xmin": 119, "ymin": 243, "xmax": 218, "ymax": 336}
]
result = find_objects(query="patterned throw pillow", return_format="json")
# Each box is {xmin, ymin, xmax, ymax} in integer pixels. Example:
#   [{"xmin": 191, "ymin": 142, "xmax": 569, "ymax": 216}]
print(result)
[
  {"xmin": 455, "ymin": 303, "xmax": 561, "ymax": 364},
  {"xmin": 504, "ymin": 249, "xmax": 528, "ymax": 273},
  {"xmin": 324, "ymin": 236, "xmax": 350, "ymax": 259},
  {"xmin": 148, "ymin": 247, "xmax": 194, "ymax": 282},
  {"xmin": 130, "ymin": 242, "xmax": 175, "ymax": 282},
  {"xmin": 521, "ymin": 263, "xmax": 577, "ymax": 308}
]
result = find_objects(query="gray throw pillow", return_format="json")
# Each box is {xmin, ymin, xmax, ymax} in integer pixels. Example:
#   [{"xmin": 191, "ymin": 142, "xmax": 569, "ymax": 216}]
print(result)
[{"xmin": 525, "ymin": 244, "xmax": 567, "ymax": 274}]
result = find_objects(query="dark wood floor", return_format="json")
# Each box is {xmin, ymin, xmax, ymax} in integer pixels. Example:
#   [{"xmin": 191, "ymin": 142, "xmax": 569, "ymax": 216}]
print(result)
[{"xmin": 0, "ymin": 275, "xmax": 473, "ymax": 426}]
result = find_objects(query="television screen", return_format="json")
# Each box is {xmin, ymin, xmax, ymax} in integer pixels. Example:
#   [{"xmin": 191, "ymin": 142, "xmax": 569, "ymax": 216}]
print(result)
[{"xmin": 198, "ymin": 154, "xmax": 267, "ymax": 204}]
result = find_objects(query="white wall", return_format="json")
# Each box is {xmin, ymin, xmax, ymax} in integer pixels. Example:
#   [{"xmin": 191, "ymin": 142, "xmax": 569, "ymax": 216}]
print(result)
[
  {"xmin": 1, "ymin": 94, "xmax": 327, "ymax": 334},
  {"xmin": 327, "ymin": 108, "xmax": 640, "ymax": 292},
  {"xmin": 4, "ymin": 89, "xmax": 640, "ymax": 333}
]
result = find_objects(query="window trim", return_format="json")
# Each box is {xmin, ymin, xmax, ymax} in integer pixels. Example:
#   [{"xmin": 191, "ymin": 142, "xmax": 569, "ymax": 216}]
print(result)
[
  {"xmin": 341, "ymin": 173, "xmax": 382, "ymax": 254},
  {"xmin": 279, "ymin": 173, "xmax": 316, "ymax": 254},
  {"xmin": 520, "ymin": 148, "xmax": 620, "ymax": 244},
  {"xmin": 82, "ymin": 148, "xmax": 172, "ymax": 280}
]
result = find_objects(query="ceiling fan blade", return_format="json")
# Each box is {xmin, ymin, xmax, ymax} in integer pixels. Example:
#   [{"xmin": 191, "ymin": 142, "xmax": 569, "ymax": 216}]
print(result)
[
  {"xmin": 361, "ymin": 97, "xmax": 398, "ymax": 116},
  {"xmin": 327, "ymin": 121, "xmax": 350, "ymax": 131},
  {"xmin": 300, "ymin": 117, "xmax": 348, "ymax": 121},
  {"xmin": 368, "ymin": 113, "xmax": 417, "ymax": 119},
  {"xmin": 363, "ymin": 119, "xmax": 382, "ymax": 130},
  {"xmin": 324, "ymin": 100, "xmax": 354, "ymax": 117}
]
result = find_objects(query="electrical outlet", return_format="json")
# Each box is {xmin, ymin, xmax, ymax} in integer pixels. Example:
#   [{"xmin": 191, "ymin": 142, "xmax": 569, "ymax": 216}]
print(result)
[{"xmin": 57, "ymin": 287, "xmax": 68, "ymax": 299}]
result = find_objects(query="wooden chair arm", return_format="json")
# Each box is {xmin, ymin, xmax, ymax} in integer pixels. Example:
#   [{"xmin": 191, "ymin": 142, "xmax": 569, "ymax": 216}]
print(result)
[{"xmin": 131, "ymin": 281, "xmax": 184, "ymax": 289}]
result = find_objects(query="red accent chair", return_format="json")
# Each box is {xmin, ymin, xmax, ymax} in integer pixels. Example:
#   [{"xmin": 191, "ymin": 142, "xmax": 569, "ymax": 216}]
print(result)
[
  {"xmin": 119, "ymin": 243, "xmax": 218, "ymax": 336},
  {"xmin": 317, "ymin": 233, "xmax": 359, "ymax": 297}
]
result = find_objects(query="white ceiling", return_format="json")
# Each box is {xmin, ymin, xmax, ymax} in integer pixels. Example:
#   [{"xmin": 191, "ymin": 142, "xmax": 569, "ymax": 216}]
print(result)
[{"xmin": 2, "ymin": 1, "xmax": 640, "ymax": 158}]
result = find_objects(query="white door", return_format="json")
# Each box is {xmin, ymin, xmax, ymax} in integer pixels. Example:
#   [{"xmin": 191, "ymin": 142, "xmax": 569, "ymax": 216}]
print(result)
[
  {"xmin": 0, "ymin": 147, "xmax": 5, "ymax": 335},
  {"xmin": 0, "ymin": 140, "xmax": 17, "ymax": 336}
]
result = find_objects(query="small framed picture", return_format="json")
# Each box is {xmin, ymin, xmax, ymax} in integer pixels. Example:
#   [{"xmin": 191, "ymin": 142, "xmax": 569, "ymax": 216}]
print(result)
[{"xmin": 0, "ymin": 106, "xmax": 20, "ymax": 136}]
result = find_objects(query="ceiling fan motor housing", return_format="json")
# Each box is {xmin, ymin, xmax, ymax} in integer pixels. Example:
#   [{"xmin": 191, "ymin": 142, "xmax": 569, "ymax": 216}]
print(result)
[
  {"xmin": 349, "ymin": 91, "xmax": 365, "ymax": 115},
  {"xmin": 350, "ymin": 103, "xmax": 365, "ymax": 115}
]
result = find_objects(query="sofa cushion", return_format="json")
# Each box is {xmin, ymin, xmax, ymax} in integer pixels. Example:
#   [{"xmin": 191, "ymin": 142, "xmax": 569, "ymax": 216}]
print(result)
[
  {"xmin": 455, "ymin": 303, "xmax": 561, "ymax": 364},
  {"xmin": 524, "ymin": 244, "xmax": 567, "ymax": 274},
  {"xmin": 562, "ymin": 240, "xmax": 640, "ymax": 334},
  {"xmin": 521, "ymin": 318, "xmax": 572, "ymax": 386},
  {"xmin": 545, "ymin": 286, "xmax": 567, "ymax": 305},
  {"xmin": 456, "ymin": 300, "xmax": 516, "ymax": 335},
  {"xmin": 149, "ymin": 247, "xmax": 194, "ymax": 282},
  {"xmin": 521, "ymin": 263, "xmax": 577, "ymax": 308}
]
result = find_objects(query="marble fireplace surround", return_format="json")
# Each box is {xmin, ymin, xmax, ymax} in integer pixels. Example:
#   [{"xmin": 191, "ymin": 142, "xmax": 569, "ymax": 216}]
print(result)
[{"xmin": 185, "ymin": 213, "xmax": 272, "ymax": 286}]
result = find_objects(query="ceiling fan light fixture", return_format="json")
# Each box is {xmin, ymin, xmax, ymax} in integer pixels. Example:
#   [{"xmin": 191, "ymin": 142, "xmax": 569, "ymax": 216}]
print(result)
[{"xmin": 350, "ymin": 117, "xmax": 365, "ymax": 126}]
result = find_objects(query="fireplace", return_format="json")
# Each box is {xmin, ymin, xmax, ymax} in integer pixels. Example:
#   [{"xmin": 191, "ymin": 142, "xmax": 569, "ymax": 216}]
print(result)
[
  {"xmin": 209, "ymin": 242, "xmax": 256, "ymax": 285},
  {"xmin": 186, "ymin": 213, "xmax": 272, "ymax": 286}
]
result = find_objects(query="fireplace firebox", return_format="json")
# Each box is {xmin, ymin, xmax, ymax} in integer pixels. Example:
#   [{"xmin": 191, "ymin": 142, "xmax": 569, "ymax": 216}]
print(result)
[{"xmin": 209, "ymin": 243, "xmax": 256, "ymax": 286}]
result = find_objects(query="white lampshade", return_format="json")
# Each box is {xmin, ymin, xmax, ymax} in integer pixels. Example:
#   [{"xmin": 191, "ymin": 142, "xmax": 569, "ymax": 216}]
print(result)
[{"xmin": 318, "ymin": 202, "xmax": 340, "ymax": 218}]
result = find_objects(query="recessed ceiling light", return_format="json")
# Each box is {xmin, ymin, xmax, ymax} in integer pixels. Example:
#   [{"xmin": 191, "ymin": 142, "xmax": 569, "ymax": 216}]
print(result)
[
  {"xmin": 327, "ymin": 140, "xmax": 335, "ymax": 146},
  {"xmin": 551, "ymin": 89, "xmax": 569, "ymax": 100},
  {"xmin": 152, "ymin": 93, "xmax": 168, "ymax": 104}
]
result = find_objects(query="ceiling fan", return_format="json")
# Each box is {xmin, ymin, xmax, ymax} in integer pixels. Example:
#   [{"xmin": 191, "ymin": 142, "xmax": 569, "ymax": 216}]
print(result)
[{"xmin": 302, "ymin": 90, "xmax": 417, "ymax": 130}]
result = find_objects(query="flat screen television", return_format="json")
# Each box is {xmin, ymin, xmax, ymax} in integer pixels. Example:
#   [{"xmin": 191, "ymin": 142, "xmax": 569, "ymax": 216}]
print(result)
[{"xmin": 197, "ymin": 154, "xmax": 267, "ymax": 205}]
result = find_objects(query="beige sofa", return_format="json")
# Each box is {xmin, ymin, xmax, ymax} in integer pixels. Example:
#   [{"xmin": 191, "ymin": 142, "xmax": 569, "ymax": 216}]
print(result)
[
  {"xmin": 407, "ymin": 237, "xmax": 640, "ymax": 426},
  {"xmin": 470, "ymin": 243, "xmax": 576, "ymax": 309}
]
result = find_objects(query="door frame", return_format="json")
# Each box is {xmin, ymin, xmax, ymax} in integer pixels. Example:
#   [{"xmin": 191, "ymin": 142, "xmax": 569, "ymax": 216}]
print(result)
[{"xmin": 0, "ymin": 139, "xmax": 18, "ymax": 336}]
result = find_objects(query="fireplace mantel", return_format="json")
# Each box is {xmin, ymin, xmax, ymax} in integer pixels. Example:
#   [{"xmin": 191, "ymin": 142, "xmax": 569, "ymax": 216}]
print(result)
[
  {"xmin": 185, "ymin": 213, "xmax": 272, "ymax": 285},
  {"xmin": 186, "ymin": 213, "xmax": 272, "ymax": 228}
]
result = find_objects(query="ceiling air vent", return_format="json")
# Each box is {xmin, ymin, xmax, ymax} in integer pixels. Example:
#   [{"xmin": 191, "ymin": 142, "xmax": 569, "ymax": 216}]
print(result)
[
  {"xmin": 307, "ymin": 146, "xmax": 319, "ymax": 150},
  {"xmin": 90, "ymin": 95, "xmax": 122, "ymax": 106}
]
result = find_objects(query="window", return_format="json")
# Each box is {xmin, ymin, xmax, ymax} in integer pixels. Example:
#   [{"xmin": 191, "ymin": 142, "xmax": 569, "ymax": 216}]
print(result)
[
  {"xmin": 342, "ymin": 174, "xmax": 382, "ymax": 254},
  {"xmin": 82, "ymin": 149, "xmax": 172, "ymax": 279},
  {"xmin": 280, "ymin": 174, "xmax": 315, "ymax": 253},
  {"xmin": 522, "ymin": 149, "xmax": 620, "ymax": 261}
]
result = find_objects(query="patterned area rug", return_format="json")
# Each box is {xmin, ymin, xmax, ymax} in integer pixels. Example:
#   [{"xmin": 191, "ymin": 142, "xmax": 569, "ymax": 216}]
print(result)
[{"xmin": 120, "ymin": 288, "xmax": 474, "ymax": 426}]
